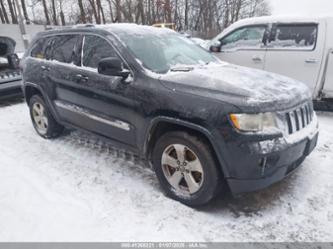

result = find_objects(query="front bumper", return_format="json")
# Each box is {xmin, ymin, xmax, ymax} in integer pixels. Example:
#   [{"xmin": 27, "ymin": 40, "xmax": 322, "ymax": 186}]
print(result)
[{"xmin": 225, "ymin": 114, "xmax": 319, "ymax": 194}]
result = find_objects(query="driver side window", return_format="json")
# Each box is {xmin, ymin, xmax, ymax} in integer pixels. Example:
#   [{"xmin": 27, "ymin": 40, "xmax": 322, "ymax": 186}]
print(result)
[
  {"xmin": 82, "ymin": 35, "xmax": 118, "ymax": 69},
  {"xmin": 220, "ymin": 25, "xmax": 267, "ymax": 51}
]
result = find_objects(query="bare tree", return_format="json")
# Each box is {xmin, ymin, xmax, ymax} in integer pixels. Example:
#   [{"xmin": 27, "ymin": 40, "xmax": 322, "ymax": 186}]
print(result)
[
  {"xmin": 0, "ymin": 0, "xmax": 9, "ymax": 23},
  {"xmin": 59, "ymin": 0, "xmax": 65, "ymax": 25},
  {"xmin": 77, "ymin": 0, "xmax": 86, "ymax": 23},
  {"xmin": 88, "ymin": 0, "xmax": 100, "ymax": 24},
  {"xmin": 41, "ymin": 0, "xmax": 50, "ymax": 25},
  {"xmin": 114, "ymin": 0, "xmax": 122, "ymax": 22},
  {"xmin": 19, "ymin": 0, "xmax": 29, "ymax": 22},
  {"xmin": 51, "ymin": 0, "xmax": 58, "ymax": 25},
  {"xmin": 96, "ymin": 0, "xmax": 105, "ymax": 23},
  {"xmin": 106, "ymin": 0, "xmax": 114, "ymax": 22},
  {"xmin": 6, "ymin": 0, "xmax": 17, "ymax": 23},
  {"xmin": 5, "ymin": 0, "xmax": 270, "ymax": 36}
]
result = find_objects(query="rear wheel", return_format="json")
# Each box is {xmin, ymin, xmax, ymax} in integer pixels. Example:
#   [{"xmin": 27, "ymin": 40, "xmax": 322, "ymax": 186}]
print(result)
[
  {"xmin": 29, "ymin": 95, "xmax": 64, "ymax": 138},
  {"xmin": 152, "ymin": 131, "xmax": 224, "ymax": 206}
]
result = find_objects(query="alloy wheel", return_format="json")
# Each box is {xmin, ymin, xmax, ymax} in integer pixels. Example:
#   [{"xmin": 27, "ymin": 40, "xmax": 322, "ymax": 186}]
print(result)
[
  {"xmin": 161, "ymin": 144, "xmax": 204, "ymax": 195},
  {"xmin": 32, "ymin": 102, "xmax": 48, "ymax": 135}
]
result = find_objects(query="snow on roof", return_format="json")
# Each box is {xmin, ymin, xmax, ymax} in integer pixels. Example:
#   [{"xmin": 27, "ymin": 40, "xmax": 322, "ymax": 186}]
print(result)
[{"xmin": 97, "ymin": 23, "xmax": 176, "ymax": 36}]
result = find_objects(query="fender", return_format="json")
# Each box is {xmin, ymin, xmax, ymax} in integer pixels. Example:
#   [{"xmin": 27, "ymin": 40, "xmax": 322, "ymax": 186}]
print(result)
[{"xmin": 144, "ymin": 116, "xmax": 231, "ymax": 178}]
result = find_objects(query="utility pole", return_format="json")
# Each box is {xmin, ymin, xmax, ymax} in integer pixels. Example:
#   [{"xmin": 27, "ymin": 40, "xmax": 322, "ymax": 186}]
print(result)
[{"xmin": 14, "ymin": 0, "xmax": 29, "ymax": 49}]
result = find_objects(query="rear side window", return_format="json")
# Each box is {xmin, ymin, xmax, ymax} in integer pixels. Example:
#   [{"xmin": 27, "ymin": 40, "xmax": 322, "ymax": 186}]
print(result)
[
  {"xmin": 220, "ymin": 25, "xmax": 267, "ymax": 51},
  {"xmin": 51, "ymin": 35, "xmax": 80, "ymax": 63},
  {"xmin": 268, "ymin": 24, "xmax": 317, "ymax": 50},
  {"xmin": 82, "ymin": 35, "xmax": 118, "ymax": 68}
]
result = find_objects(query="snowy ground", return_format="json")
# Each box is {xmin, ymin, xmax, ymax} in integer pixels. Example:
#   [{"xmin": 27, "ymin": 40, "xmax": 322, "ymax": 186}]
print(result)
[{"xmin": 0, "ymin": 99, "xmax": 333, "ymax": 242}]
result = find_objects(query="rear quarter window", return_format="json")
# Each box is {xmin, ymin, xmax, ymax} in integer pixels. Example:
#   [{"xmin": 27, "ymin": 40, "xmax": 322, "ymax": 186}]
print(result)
[
  {"xmin": 31, "ymin": 35, "xmax": 80, "ymax": 64},
  {"xmin": 30, "ymin": 37, "xmax": 51, "ymax": 59},
  {"xmin": 268, "ymin": 23, "xmax": 318, "ymax": 50}
]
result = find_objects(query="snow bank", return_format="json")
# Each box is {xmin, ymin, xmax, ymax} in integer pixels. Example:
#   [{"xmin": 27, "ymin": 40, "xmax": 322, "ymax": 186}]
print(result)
[{"xmin": 0, "ymin": 102, "xmax": 332, "ymax": 242}]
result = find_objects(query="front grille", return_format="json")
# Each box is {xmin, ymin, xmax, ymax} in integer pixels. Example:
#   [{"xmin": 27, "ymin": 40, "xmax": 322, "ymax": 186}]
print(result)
[{"xmin": 285, "ymin": 102, "xmax": 313, "ymax": 134}]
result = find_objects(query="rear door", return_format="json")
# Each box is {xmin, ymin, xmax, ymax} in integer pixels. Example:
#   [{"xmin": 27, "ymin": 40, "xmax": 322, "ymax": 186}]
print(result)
[
  {"xmin": 264, "ymin": 22, "xmax": 325, "ymax": 92},
  {"xmin": 213, "ymin": 25, "xmax": 269, "ymax": 69},
  {"xmin": 45, "ymin": 34, "xmax": 83, "ymax": 112},
  {"xmin": 26, "ymin": 36, "xmax": 55, "ymax": 90}
]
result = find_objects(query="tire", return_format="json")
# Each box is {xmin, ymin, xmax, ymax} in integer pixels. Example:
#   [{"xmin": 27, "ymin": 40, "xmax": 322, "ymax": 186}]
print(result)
[
  {"xmin": 152, "ymin": 131, "xmax": 224, "ymax": 206},
  {"xmin": 29, "ymin": 95, "xmax": 64, "ymax": 139}
]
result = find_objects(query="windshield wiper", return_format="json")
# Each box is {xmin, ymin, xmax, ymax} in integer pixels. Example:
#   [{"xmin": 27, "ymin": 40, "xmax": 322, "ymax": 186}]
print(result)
[{"xmin": 170, "ymin": 66, "xmax": 194, "ymax": 72}]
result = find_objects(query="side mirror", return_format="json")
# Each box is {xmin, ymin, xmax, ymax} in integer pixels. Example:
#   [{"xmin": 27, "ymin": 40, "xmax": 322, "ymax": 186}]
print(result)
[
  {"xmin": 98, "ymin": 57, "xmax": 130, "ymax": 79},
  {"xmin": 209, "ymin": 41, "xmax": 221, "ymax": 52}
]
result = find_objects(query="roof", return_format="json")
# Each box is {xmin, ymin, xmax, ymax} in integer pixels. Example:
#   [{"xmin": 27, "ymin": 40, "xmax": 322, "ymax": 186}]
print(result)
[
  {"xmin": 97, "ymin": 23, "xmax": 176, "ymax": 36},
  {"xmin": 36, "ymin": 23, "xmax": 175, "ymax": 38},
  {"xmin": 231, "ymin": 15, "xmax": 333, "ymax": 26}
]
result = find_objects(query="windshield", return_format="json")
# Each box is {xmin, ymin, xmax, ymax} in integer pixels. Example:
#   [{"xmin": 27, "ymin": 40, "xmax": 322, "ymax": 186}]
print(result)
[{"xmin": 116, "ymin": 32, "xmax": 217, "ymax": 74}]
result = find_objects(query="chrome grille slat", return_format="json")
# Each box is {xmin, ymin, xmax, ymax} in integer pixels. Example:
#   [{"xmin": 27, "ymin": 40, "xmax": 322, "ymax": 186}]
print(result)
[
  {"xmin": 286, "ymin": 113, "xmax": 293, "ymax": 134},
  {"xmin": 286, "ymin": 102, "xmax": 313, "ymax": 135},
  {"xmin": 300, "ymin": 107, "xmax": 305, "ymax": 128},
  {"xmin": 294, "ymin": 109, "xmax": 300, "ymax": 131},
  {"xmin": 289, "ymin": 111, "xmax": 297, "ymax": 134},
  {"xmin": 305, "ymin": 106, "xmax": 309, "ymax": 125}
]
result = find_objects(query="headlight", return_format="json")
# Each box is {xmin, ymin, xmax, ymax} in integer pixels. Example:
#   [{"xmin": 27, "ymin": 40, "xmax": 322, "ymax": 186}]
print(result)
[{"xmin": 229, "ymin": 113, "xmax": 278, "ymax": 132}]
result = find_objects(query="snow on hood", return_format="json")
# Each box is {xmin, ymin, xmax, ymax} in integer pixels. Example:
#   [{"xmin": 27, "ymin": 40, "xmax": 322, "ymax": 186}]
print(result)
[{"xmin": 159, "ymin": 63, "xmax": 311, "ymax": 111}]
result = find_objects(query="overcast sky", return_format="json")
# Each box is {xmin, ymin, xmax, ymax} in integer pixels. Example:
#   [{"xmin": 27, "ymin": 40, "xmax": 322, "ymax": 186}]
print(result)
[{"xmin": 269, "ymin": 0, "xmax": 333, "ymax": 15}]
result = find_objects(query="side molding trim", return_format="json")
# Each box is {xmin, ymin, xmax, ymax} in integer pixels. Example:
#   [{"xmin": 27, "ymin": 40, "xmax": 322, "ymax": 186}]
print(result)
[{"xmin": 54, "ymin": 100, "xmax": 131, "ymax": 131}]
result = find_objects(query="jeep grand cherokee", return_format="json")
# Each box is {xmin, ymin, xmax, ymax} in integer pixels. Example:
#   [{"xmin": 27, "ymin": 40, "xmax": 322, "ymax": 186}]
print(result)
[{"xmin": 21, "ymin": 24, "xmax": 319, "ymax": 206}]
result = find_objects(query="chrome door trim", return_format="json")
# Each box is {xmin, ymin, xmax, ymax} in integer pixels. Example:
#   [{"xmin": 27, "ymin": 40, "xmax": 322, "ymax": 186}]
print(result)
[{"xmin": 54, "ymin": 100, "xmax": 131, "ymax": 131}]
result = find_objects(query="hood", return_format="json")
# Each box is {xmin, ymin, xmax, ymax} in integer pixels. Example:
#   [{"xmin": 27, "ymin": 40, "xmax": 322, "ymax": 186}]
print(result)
[
  {"xmin": 0, "ymin": 36, "xmax": 16, "ymax": 56},
  {"xmin": 159, "ymin": 63, "xmax": 312, "ymax": 112}
]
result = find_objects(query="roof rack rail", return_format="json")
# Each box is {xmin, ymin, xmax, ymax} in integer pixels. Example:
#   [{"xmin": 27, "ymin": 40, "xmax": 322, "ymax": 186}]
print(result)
[
  {"xmin": 43, "ymin": 24, "xmax": 95, "ymax": 31},
  {"xmin": 45, "ymin": 25, "xmax": 74, "ymax": 30},
  {"xmin": 73, "ymin": 24, "xmax": 95, "ymax": 28}
]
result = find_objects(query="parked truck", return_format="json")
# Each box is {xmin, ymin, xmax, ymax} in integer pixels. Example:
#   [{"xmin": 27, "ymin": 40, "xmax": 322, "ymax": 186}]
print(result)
[
  {"xmin": 208, "ymin": 16, "xmax": 333, "ymax": 109},
  {"xmin": 0, "ymin": 36, "xmax": 22, "ymax": 99}
]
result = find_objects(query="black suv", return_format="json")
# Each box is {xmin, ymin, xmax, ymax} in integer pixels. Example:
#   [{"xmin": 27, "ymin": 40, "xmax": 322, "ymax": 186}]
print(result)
[{"xmin": 21, "ymin": 24, "xmax": 319, "ymax": 206}]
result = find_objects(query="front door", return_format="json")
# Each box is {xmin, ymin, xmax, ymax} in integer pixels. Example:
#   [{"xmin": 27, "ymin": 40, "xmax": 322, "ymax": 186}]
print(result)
[
  {"xmin": 213, "ymin": 25, "xmax": 268, "ymax": 69},
  {"xmin": 264, "ymin": 22, "xmax": 325, "ymax": 93}
]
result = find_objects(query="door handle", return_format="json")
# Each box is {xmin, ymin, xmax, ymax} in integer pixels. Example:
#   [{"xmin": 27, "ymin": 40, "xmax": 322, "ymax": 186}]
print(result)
[
  {"xmin": 41, "ymin": 65, "xmax": 50, "ymax": 71},
  {"xmin": 305, "ymin": 58, "xmax": 318, "ymax": 64},
  {"xmin": 252, "ymin": 56, "xmax": 262, "ymax": 62},
  {"xmin": 75, "ymin": 74, "xmax": 89, "ymax": 82}
]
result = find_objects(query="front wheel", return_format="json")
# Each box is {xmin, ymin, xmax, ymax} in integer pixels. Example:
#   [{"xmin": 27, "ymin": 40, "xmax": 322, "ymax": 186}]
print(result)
[
  {"xmin": 29, "ymin": 95, "xmax": 64, "ymax": 139},
  {"xmin": 152, "ymin": 131, "xmax": 224, "ymax": 206}
]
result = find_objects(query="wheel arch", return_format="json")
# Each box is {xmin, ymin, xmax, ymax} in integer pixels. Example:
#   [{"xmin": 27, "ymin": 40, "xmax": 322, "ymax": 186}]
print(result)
[
  {"xmin": 24, "ymin": 83, "xmax": 44, "ymax": 104},
  {"xmin": 144, "ymin": 117, "xmax": 230, "ymax": 178},
  {"xmin": 23, "ymin": 83, "xmax": 62, "ymax": 124}
]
